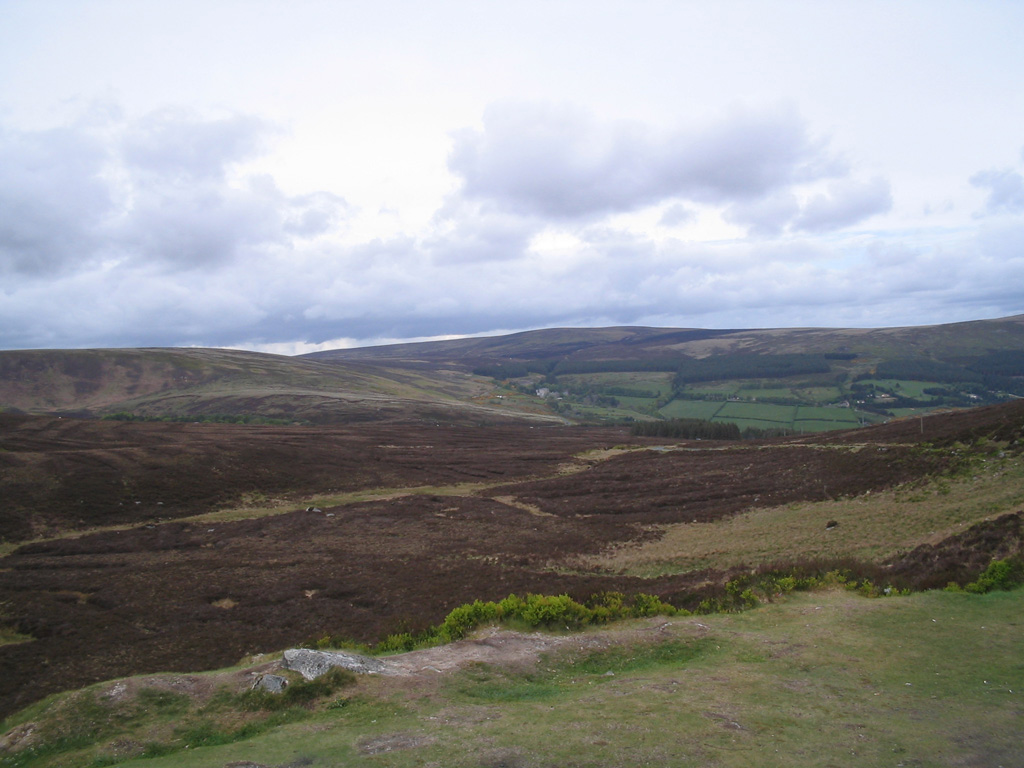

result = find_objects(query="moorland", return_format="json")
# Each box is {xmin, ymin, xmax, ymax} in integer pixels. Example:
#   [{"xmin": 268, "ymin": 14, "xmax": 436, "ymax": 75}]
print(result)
[{"xmin": 1, "ymin": 316, "xmax": 1024, "ymax": 767}]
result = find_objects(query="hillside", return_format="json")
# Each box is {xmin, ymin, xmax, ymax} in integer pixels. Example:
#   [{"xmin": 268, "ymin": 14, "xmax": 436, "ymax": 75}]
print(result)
[
  {"xmin": 3, "ymin": 315, "xmax": 1024, "ymax": 431},
  {"xmin": 2, "ymin": 400, "xmax": 1023, "ymax": 722},
  {"xmin": 0, "ymin": 399, "xmax": 1022, "ymax": 766},
  {"xmin": 305, "ymin": 314, "xmax": 1024, "ymax": 366},
  {"xmin": 310, "ymin": 315, "xmax": 1024, "ymax": 431},
  {"xmin": 0, "ymin": 347, "xmax": 555, "ymax": 426}
]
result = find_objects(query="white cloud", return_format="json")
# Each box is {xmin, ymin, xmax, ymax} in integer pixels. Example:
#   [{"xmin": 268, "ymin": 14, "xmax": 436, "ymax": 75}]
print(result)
[
  {"xmin": 448, "ymin": 102, "xmax": 843, "ymax": 219},
  {"xmin": 0, "ymin": 110, "xmax": 351, "ymax": 278}
]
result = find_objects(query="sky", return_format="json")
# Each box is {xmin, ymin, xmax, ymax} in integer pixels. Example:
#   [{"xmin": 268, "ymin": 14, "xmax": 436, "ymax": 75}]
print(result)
[{"xmin": 1, "ymin": 0, "xmax": 1023, "ymax": 353}]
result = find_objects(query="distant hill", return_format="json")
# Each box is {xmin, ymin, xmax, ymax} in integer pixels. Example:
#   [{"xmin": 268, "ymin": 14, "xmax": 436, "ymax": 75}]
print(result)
[
  {"xmin": 3, "ymin": 315, "xmax": 1023, "ymax": 427},
  {"xmin": 304, "ymin": 315, "xmax": 1024, "ymax": 368},
  {"xmin": 307, "ymin": 315, "xmax": 1024, "ymax": 430},
  {"xmin": 0, "ymin": 347, "xmax": 559, "ymax": 425}
]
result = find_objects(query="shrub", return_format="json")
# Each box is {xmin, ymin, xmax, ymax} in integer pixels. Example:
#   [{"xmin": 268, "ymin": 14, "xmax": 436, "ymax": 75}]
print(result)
[
  {"xmin": 965, "ymin": 558, "xmax": 1024, "ymax": 593},
  {"xmin": 519, "ymin": 594, "xmax": 593, "ymax": 628},
  {"xmin": 437, "ymin": 600, "xmax": 502, "ymax": 643},
  {"xmin": 630, "ymin": 592, "xmax": 678, "ymax": 617}
]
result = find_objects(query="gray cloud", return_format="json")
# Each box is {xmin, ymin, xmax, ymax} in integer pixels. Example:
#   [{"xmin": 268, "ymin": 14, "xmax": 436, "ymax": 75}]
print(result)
[
  {"xmin": 423, "ymin": 203, "xmax": 539, "ymax": 265},
  {"xmin": 723, "ymin": 177, "xmax": 891, "ymax": 236},
  {"xmin": 3, "ymin": 216, "xmax": 1023, "ymax": 351},
  {"xmin": 1, "ymin": 104, "xmax": 1021, "ymax": 353},
  {"xmin": 0, "ymin": 126, "xmax": 112, "ymax": 275},
  {"xmin": 658, "ymin": 203, "xmax": 697, "ymax": 227},
  {"xmin": 792, "ymin": 177, "xmax": 893, "ymax": 233},
  {"xmin": 121, "ymin": 108, "xmax": 270, "ymax": 182},
  {"xmin": 448, "ymin": 102, "xmax": 843, "ymax": 219},
  {"xmin": 0, "ymin": 110, "xmax": 350, "ymax": 276},
  {"xmin": 971, "ymin": 165, "xmax": 1024, "ymax": 215},
  {"xmin": 723, "ymin": 191, "xmax": 800, "ymax": 237}
]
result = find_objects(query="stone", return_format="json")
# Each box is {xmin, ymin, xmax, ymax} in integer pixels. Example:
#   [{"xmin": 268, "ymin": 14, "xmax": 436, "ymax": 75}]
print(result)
[
  {"xmin": 281, "ymin": 648, "xmax": 387, "ymax": 680},
  {"xmin": 251, "ymin": 674, "xmax": 288, "ymax": 693}
]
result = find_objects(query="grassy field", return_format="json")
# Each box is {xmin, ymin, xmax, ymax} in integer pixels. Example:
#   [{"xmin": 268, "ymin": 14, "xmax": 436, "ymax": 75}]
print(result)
[
  {"xmin": 579, "ymin": 452, "xmax": 1024, "ymax": 577},
  {"xmin": 658, "ymin": 399, "xmax": 725, "ymax": 420},
  {"xmin": 4, "ymin": 587, "xmax": 1021, "ymax": 768},
  {"xmin": 857, "ymin": 379, "xmax": 946, "ymax": 398}
]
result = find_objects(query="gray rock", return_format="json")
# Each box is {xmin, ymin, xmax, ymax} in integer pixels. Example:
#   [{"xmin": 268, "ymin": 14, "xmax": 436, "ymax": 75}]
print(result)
[
  {"xmin": 281, "ymin": 648, "xmax": 386, "ymax": 680},
  {"xmin": 251, "ymin": 673, "xmax": 288, "ymax": 693}
]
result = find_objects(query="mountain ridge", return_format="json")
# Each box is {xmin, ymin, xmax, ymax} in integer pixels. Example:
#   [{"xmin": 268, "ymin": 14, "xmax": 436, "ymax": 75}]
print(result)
[{"xmin": 2, "ymin": 314, "xmax": 1023, "ymax": 425}]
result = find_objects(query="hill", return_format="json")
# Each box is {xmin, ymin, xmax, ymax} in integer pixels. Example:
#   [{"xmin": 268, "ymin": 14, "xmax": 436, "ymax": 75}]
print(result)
[
  {"xmin": 0, "ymin": 398, "xmax": 1022, "ymax": 765},
  {"xmin": 310, "ymin": 315, "xmax": 1024, "ymax": 430},
  {"xmin": 0, "ymin": 347, "xmax": 556, "ymax": 426},
  {"xmin": 304, "ymin": 314, "xmax": 1024, "ymax": 366},
  {"xmin": 3, "ymin": 315, "xmax": 1024, "ymax": 430}
]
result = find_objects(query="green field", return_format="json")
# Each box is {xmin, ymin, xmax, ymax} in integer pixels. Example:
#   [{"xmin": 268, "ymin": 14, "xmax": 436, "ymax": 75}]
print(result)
[
  {"xmin": 794, "ymin": 405, "xmax": 860, "ymax": 424},
  {"xmin": 658, "ymin": 399, "xmax": 725, "ymax": 420},
  {"xmin": 557, "ymin": 372, "xmax": 675, "ymax": 397},
  {"xmin": 715, "ymin": 401, "xmax": 797, "ymax": 424},
  {"xmin": 490, "ymin": 363, "xmax": 995, "ymax": 431},
  {"xmin": 857, "ymin": 379, "xmax": 946, "ymax": 398},
  {"xmin": 679, "ymin": 381, "xmax": 740, "ymax": 397}
]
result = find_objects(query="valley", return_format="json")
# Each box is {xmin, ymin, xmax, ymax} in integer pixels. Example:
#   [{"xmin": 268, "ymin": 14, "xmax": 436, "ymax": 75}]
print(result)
[{"xmin": 1, "ymin": 318, "xmax": 1023, "ymax": 767}]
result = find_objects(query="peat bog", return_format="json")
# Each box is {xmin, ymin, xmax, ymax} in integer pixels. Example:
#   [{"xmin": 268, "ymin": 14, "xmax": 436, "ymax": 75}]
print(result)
[{"xmin": 2, "ymin": 401, "xmax": 1024, "ymax": 719}]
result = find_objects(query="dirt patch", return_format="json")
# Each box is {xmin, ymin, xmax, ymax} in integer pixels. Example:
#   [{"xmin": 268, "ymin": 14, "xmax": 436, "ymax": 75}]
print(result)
[{"xmin": 357, "ymin": 731, "xmax": 435, "ymax": 755}]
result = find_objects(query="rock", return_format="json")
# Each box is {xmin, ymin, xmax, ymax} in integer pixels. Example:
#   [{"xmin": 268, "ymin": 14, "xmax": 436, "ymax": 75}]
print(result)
[
  {"xmin": 281, "ymin": 648, "xmax": 386, "ymax": 679},
  {"xmin": 251, "ymin": 674, "xmax": 288, "ymax": 693}
]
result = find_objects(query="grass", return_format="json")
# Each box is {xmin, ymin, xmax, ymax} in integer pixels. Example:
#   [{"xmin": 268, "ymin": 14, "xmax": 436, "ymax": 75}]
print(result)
[
  {"xmin": 858, "ymin": 379, "xmax": 946, "ymax": 398},
  {"xmin": 658, "ymin": 399, "xmax": 725, "ymax": 420},
  {"xmin": 716, "ymin": 401, "xmax": 798, "ymax": 424},
  {"xmin": 15, "ymin": 587, "xmax": 1018, "ymax": 768},
  {"xmin": 578, "ymin": 452, "xmax": 1024, "ymax": 577}
]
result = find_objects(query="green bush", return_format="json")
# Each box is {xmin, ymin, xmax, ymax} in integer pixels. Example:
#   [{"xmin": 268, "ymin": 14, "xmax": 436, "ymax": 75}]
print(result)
[
  {"xmin": 519, "ymin": 594, "xmax": 593, "ymax": 628},
  {"xmin": 630, "ymin": 592, "xmax": 678, "ymax": 617},
  {"xmin": 965, "ymin": 558, "xmax": 1024, "ymax": 593}
]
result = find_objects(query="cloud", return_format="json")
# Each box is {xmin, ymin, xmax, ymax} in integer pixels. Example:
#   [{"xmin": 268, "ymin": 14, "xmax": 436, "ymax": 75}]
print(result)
[
  {"xmin": 1, "ymin": 102, "xmax": 1021, "ymax": 352},
  {"xmin": 971, "ymin": 165, "xmax": 1024, "ymax": 215},
  {"xmin": 0, "ymin": 109, "xmax": 350, "ymax": 276},
  {"xmin": 792, "ymin": 177, "xmax": 893, "ymax": 232},
  {"xmin": 659, "ymin": 203, "xmax": 697, "ymax": 227},
  {"xmin": 0, "ymin": 125, "xmax": 112, "ymax": 275},
  {"xmin": 723, "ymin": 191, "xmax": 800, "ymax": 237},
  {"xmin": 722, "ymin": 177, "xmax": 891, "ymax": 236},
  {"xmin": 121, "ymin": 108, "xmax": 271, "ymax": 182},
  {"xmin": 448, "ymin": 102, "xmax": 842, "ymax": 219},
  {"xmin": 423, "ymin": 202, "xmax": 539, "ymax": 264}
]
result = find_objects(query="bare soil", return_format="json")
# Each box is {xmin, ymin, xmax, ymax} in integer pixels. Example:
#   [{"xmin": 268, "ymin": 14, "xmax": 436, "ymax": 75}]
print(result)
[{"xmin": 2, "ymin": 401, "xmax": 1023, "ymax": 720}]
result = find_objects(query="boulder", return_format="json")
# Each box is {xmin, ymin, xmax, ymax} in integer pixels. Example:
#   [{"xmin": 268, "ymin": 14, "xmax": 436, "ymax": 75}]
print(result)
[
  {"xmin": 281, "ymin": 648, "xmax": 386, "ymax": 680},
  {"xmin": 251, "ymin": 673, "xmax": 288, "ymax": 693}
]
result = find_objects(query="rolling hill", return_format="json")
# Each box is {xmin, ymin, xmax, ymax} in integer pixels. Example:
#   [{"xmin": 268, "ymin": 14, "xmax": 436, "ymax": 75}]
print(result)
[
  {"xmin": 2, "ymin": 314, "xmax": 1024, "ymax": 430},
  {"xmin": 2, "ymin": 318, "xmax": 1024, "ymax": 765}
]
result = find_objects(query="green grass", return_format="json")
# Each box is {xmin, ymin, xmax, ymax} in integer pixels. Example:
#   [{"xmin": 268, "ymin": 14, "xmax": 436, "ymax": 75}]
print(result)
[
  {"xmin": 658, "ymin": 399, "xmax": 725, "ymax": 420},
  {"xmin": 680, "ymin": 381, "xmax": 741, "ymax": 396},
  {"xmin": 858, "ymin": 379, "xmax": 946, "ymax": 398},
  {"xmin": 736, "ymin": 387, "xmax": 795, "ymax": 400},
  {"xmin": 31, "ymin": 588, "xmax": 1017, "ymax": 768},
  {"xmin": 582, "ymin": 452, "xmax": 1024, "ymax": 577},
  {"xmin": 715, "ymin": 402, "xmax": 798, "ymax": 424},
  {"xmin": 557, "ymin": 372, "xmax": 675, "ymax": 397},
  {"xmin": 794, "ymin": 405, "xmax": 860, "ymax": 423}
]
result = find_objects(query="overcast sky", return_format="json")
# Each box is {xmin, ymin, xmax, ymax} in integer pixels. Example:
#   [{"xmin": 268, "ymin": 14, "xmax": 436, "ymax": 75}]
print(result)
[{"xmin": 1, "ymin": 1, "xmax": 1023, "ymax": 353}]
